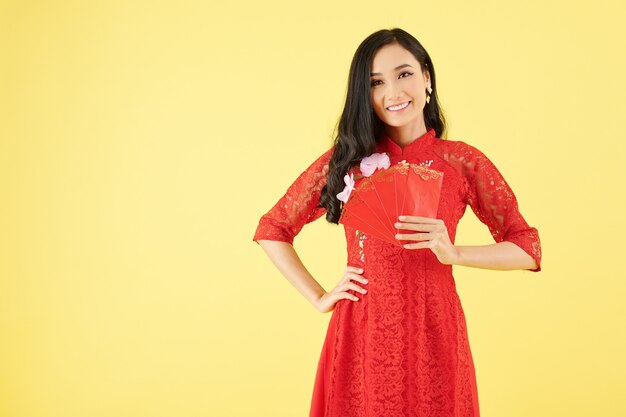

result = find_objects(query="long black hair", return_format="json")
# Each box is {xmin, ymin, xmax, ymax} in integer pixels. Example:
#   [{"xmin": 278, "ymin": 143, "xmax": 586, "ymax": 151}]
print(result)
[{"xmin": 319, "ymin": 27, "xmax": 448, "ymax": 223}]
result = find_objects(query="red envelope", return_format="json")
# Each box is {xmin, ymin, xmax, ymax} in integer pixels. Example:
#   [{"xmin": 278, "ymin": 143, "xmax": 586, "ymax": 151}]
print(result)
[{"xmin": 339, "ymin": 161, "xmax": 444, "ymax": 247}]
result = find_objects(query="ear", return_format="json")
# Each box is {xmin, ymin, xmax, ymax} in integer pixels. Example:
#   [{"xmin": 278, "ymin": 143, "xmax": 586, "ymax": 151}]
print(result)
[{"xmin": 422, "ymin": 67, "xmax": 431, "ymax": 85}]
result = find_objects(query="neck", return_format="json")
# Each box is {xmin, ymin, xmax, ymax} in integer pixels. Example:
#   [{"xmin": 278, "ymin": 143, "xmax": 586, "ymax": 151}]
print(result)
[{"xmin": 385, "ymin": 119, "xmax": 428, "ymax": 148}]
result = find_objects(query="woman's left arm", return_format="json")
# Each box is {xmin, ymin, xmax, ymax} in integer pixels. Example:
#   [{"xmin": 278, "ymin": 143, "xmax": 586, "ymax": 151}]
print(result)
[
  {"xmin": 396, "ymin": 141, "xmax": 542, "ymax": 272},
  {"xmin": 395, "ymin": 216, "xmax": 538, "ymax": 270},
  {"xmin": 453, "ymin": 241, "xmax": 538, "ymax": 270}
]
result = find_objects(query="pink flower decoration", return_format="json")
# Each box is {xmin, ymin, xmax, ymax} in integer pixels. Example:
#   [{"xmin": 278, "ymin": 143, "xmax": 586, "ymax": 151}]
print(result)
[
  {"xmin": 360, "ymin": 152, "xmax": 390, "ymax": 177},
  {"xmin": 336, "ymin": 172, "xmax": 355, "ymax": 203}
]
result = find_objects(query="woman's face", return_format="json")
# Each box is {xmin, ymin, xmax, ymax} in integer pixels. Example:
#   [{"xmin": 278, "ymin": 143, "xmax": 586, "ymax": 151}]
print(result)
[{"xmin": 369, "ymin": 42, "xmax": 431, "ymax": 128}]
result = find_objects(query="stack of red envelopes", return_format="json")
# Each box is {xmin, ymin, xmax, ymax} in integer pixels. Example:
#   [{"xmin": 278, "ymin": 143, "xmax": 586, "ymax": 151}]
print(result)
[{"xmin": 339, "ymin": 160, "xmax": 444, "ymax": 247}]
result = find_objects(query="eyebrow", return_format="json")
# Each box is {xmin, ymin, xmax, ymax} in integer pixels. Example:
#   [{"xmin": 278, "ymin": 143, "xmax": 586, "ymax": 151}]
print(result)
[{"xmin": 370, "ymin": 64, "xmax": 414, "ymax": 76}]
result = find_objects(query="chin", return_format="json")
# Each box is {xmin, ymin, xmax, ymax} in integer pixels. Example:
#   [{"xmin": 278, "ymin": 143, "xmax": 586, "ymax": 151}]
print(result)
[{"xmin": 382, "ymin": 113, "xmax": 420, "ymax": 127}]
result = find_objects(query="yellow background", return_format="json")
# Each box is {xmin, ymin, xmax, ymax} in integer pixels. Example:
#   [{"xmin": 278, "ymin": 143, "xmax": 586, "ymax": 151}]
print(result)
[{"xmin": 1, "ymin": 1, "xmax": 625, "ymax": 416}]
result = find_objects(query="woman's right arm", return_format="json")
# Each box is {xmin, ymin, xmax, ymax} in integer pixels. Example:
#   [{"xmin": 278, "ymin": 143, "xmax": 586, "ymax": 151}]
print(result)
[
  {"xmin": 257, "ymin": 240, "xmax": 367, "ymax": 313},
  {"xmin": 256, "ymin": 240, "xmax": 327, "ymax": 308},
  {"xmin": 252, "ymin": 146, "xmax": 367, "ymax": 312}
]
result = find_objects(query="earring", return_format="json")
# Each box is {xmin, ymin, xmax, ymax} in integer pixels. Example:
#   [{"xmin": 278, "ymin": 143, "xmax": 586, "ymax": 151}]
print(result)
[{"xmin": 425, "ymin": 85, "xmax": 432, "ymax": 104}]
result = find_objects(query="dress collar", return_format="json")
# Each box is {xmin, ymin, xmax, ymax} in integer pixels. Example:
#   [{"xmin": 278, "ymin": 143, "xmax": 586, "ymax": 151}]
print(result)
[{"xmin": 377, "ymin": 127, "xmax": 437, "ymax": 157}]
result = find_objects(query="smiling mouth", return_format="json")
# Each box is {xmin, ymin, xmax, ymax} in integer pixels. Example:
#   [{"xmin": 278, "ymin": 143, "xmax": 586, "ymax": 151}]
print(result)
[{"xmin": 386, "ymin": 101, "xmax": 411, "ymax": 111}]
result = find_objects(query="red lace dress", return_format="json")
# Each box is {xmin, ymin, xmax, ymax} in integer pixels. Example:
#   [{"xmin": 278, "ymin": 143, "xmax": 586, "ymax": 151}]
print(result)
[{"xmin": 252, "ymin": 128, "xmax": 542, "ymax": 417}]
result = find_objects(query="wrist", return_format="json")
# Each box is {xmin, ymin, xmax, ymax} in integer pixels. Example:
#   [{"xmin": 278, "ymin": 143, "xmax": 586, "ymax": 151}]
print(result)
[
  {"xmin": 452, "ymin": 245, "xmax": 464, "ymax": 266},
  {"xmin": 312, "ymin": 290, "xmax": 326, "ymax": 310}
]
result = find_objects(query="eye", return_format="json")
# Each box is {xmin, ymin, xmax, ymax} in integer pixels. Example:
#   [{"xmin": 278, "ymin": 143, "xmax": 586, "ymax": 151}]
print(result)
[{"xmin": 370, "ymin": 71, "xmax": 414, "ymax": 87}]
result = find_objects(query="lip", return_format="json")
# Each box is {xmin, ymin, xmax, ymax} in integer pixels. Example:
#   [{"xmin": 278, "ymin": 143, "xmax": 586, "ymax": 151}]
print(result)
[{"xmin": 386, "ymin": 101, "xmax": 411, "ymax": 112}]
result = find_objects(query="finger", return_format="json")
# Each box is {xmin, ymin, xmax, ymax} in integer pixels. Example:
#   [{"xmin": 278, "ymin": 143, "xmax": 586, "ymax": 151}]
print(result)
[
  {"xmin": 339, "ymin": 272, "xmax": 362, "ymax": 285},
  {"xmin": 344, "ymin": 273, "xmax": 367, "ymax": 285},
  {"xmin": 402, "ymin": 240, "xmax": 430, "ymax": 250},
  {"xmin": 394, "ymin": 222, "xmax": 438, "ymax": 231},
  {"xmin": 340, "ymin": 291, "xmax": 359, "ymax": 301},
  {"xmin": 346, "ymin": 282, "xmax": 368, "ymax": 294},
  {"xmin": 398, "ymin": 215, "xmax": 439, "ymax": 222},
  {"xmin": 348, "ymin": 274, "xmax": 368, "ymax": 284},
  {"xmin": 346, "ymin": 271, "xmax": 368, "ymax": 281},
  {"xmin": 346, "ymin": 265, "xmax": 364, "ymax": 274},
  {"xmin": 339, "ymin": 282, "xmax": 360, "ymax": 295},
  {"xmin": 396, "ymin": 232, "xmax": 428, "ymax": 241}
]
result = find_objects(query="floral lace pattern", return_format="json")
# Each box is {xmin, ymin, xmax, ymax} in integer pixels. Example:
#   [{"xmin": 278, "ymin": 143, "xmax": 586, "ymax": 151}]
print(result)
[
  {"xmin": 252, "ymin": 131, "xmax": 542, "ymax": 417},
  {"xmin": 252, "ymin": 146, "xmax": 334, "ymax": 245},
  {"xmin": 436, "ymin": 140, "xmax": 542, "ymax": 271}
]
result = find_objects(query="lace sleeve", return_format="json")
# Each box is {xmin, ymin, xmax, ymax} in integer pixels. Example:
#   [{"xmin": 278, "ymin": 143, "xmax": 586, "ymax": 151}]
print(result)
[
  {"xmin": 252, "ymin": 146, "xmax": 334, "ymax": 245},
  {"xmin": 457, "ymin": 141, "xmax": 542, "ymax": 272}
]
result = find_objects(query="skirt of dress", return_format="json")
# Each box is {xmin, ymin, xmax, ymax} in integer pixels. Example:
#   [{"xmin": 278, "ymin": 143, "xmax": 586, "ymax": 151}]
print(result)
[{"xmin": 308, "ymin": 249, "xmax": 481, "ymax": 417}]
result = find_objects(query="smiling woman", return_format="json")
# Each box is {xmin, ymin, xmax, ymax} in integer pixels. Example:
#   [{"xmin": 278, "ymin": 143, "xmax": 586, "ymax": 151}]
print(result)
[{"xmin": 252, "ymin": 27, "xmax": 541, "ymax": 417}]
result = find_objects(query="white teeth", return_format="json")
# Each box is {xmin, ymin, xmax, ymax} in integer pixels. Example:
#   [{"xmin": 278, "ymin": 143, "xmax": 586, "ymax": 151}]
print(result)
[{"xmin": 387, "ymin": 102, "xmax": 409, "ymax": 111}]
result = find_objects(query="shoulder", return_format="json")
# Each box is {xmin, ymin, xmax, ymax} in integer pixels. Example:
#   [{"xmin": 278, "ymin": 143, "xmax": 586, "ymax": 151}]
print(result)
[
  {"xmin": 320, "ymin": 145, "xmax": 336, "ymax": 160},
  {"xmin": 298, "ymin": 144, "xmax": 335, "ymax": 176},
  {"xmin": 310, "ymin": 145, "xmax": 335, "ymax": 168},
  {"xmin": 432, "ymin": 137, "xmax": 488, "ymax": 165},
  {"xmin": 434, "ymin": 136, "xmax": 483, "ymax": 153}
]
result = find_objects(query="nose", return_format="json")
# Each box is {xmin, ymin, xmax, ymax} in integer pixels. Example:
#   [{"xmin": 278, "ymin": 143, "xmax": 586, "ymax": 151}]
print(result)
[{"xmin": 385, "ymin": 80, "xmax": 404, "ymax": 101}]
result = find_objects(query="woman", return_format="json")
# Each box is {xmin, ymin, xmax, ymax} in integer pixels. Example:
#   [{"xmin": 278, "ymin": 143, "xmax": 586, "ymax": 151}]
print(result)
[{"xmin": 252, "ymin": 27, "xmax": 541, "ymax": 417}]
